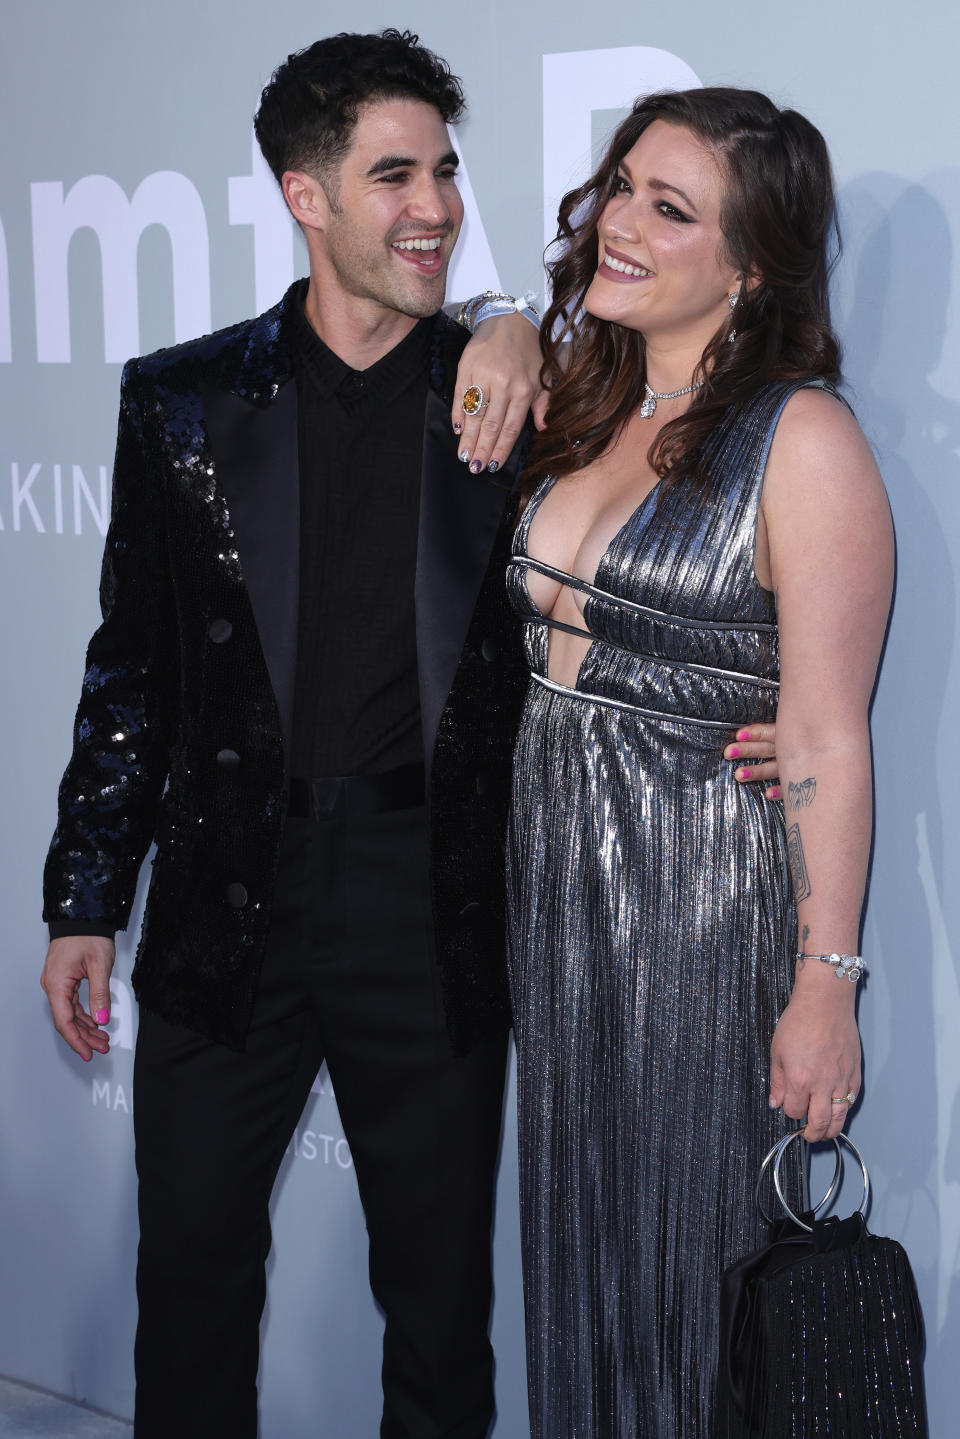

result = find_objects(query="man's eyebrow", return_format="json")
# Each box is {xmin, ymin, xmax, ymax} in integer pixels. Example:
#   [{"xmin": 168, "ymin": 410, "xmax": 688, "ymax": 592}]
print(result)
[
  {"xmin": 366, "ymin": 150, "xmax": 460, "ymax": 177},
  {"xmin": 618, "ymin": 158, "xmax": 698, "ymax": 213}
]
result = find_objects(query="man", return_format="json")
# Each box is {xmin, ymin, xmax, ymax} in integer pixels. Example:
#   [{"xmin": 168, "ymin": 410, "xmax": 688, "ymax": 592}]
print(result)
[{"xmin": 41, "ymin": 30, "xmax": 540, "ymax": 1439}]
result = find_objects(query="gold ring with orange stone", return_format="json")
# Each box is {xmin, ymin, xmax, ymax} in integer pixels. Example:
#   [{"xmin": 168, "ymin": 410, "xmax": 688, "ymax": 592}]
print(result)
[{"xmin": 461, "ymin": 384, "xmax": 489, "ymax": 416}]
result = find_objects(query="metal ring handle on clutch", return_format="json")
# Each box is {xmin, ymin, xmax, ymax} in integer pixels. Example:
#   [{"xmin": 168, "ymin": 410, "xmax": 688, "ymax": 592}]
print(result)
[
  {"xmin": 755, "ymin": 1133, "xmax": 840, "ymax": 1226},
  {"xmin": 755, "ymin": 1131, "xmax": 870, "ymax": 1231}
]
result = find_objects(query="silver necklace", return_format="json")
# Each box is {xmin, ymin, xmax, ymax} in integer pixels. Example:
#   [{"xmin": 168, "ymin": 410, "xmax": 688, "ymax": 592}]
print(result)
[{"xmin": 639, "ymin": 379, "xmax": 703, "ymax": 419}]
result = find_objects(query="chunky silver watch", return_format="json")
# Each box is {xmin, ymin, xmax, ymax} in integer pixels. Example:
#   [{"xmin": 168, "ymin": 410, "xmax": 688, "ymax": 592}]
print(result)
[{"xmin": 455, "ymin": 290, "xmax": 541, "ymax": 333}]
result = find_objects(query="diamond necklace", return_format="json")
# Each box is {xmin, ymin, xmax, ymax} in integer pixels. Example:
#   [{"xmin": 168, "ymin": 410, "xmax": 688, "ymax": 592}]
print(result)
[{"xmin": 639, "ymin": 379, "xmax": 703, "ymax": 419}]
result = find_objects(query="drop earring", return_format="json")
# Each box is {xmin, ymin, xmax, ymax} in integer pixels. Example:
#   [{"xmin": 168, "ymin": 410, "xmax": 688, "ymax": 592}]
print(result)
[{"xmin": 727, "ymin": 289, "xmax": 740, "ymax": 344}]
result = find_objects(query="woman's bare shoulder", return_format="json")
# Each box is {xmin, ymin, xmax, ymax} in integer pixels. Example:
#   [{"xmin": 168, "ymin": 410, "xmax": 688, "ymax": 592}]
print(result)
[{"xmin": 766, "ymin": 385, "xmax": 884, "ymax": 506}]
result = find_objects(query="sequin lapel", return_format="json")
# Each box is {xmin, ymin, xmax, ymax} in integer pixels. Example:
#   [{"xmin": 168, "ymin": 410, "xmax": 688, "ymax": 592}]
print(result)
[
  {"xmin": 201, "ymin": 300, "xmax": 300, "ymax": 752},
  {"xmin": 416, "ymin": 317, "xmax": 523, "ymax": 780}
]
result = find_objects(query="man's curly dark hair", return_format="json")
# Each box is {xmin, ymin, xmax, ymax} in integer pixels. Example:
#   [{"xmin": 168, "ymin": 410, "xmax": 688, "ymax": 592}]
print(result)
[{"xmin": 254, "ymin": 29, "xmax": 465, "ymax": 187}]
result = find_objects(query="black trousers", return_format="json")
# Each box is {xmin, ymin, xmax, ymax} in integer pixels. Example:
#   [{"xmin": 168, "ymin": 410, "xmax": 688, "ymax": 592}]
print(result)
[{"xmin": 132, "ymin": 799, "xmax": 508, "ymax": 1439}]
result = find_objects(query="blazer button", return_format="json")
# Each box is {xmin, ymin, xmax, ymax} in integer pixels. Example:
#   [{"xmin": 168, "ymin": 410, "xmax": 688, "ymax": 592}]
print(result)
[
  {"xmin": 208, "ymin": 618, "xmax": 233, "ymax": 644},
  {"xmin": 216, "ymin": 747, "xmax": 241, "ymax": 770},
  {"xmin": 480, "ymin": 637, "xmax": 499, "ymax": 662},
  {"xmin": 226, "ymin": 882, "xmax": 248, "ymax": 908},
  {"xmin": 475, "ymin": 771, "xmax": 489, "ymax": 796}
]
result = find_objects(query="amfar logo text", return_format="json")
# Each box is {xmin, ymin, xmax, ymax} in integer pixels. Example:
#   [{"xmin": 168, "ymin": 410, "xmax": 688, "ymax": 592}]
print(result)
[{"xmin": 0, "ymin": 48, "xmax": 698, "ymax": 367}]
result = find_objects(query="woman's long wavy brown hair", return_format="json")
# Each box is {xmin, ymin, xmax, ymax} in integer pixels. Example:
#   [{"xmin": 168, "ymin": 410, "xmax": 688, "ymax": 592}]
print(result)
[{"xmin": 523, "ymin": 87, "xmax": 842, "ymax": 500}]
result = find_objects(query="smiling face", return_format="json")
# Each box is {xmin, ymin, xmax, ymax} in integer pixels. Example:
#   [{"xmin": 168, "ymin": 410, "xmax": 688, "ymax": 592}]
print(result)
[
  {"xmin": 304, "ymin": 96, "xmax": 464, "ymax": 321},
  {"xmin": 584, "ymin": 120, "xmax": 742, "ymax": 351}
]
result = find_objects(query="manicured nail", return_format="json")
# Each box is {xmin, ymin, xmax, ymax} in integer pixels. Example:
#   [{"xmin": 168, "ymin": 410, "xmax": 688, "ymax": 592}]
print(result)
[
  {"xmin": 95, "ymin": 1008, "xmax": 109, "ymax": 1024},
  {"xmin": 738, "ymin": 767, "xmax": 752, "ymax": 779},
  {"xmin": 768, "ymin": 786, "xmax": 781, "ymax": 799},
  {"xmin": 737, "ymin": 728, "xmax": 752, "ymax": 741},
  {"xmin": 728, "ymin": 746, "xmax": 740, "ymax": 758},
  {"xmin": 459, "ymin": 450, "xmax": 470, "ymax": 463},
  {"xmin": 470, "ymin": 459, "xmax": 482, "ymax": 474},
  {"xmin": 768, "ymin": 1096, "xmax": 778, "ymax": 1109},
  {"xmin": 453, "ymin": 422, "xmax": 462, "ymax": 435},
  {"xmin": 487, "ymin": 460, "xmax": 499, "ymax": 474}
]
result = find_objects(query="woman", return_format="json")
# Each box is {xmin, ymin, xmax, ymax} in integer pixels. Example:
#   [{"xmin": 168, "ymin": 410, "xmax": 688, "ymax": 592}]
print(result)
[{"xmin": 505, "ymin": 88, "xmax": 893, "ymax": 1438}]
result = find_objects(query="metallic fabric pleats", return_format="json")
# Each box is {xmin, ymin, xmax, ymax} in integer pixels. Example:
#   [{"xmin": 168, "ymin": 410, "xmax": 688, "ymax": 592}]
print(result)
[{"xmin": 506, "ymin": 384, "xmax": 815, "ymax": 1438}]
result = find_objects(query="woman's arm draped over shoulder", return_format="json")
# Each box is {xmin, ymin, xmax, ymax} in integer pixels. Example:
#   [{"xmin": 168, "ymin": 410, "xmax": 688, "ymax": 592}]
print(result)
[
  {"xmin": 445, "ymin": 300, "xmax": 550, "ymax": 472},
  {"xmin": 758, "ymin": 387, "xmax": 893, "ymax": 1142}
]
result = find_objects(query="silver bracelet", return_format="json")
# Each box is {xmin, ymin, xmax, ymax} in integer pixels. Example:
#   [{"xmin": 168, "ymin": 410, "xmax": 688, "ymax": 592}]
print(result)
[
  {"xmin": 796, "ymin": 951, "xmax": 866, "ymax": 983},
  {"xmin": 456, "ymin": 290, "xmax": 540, "ymax": 333}
]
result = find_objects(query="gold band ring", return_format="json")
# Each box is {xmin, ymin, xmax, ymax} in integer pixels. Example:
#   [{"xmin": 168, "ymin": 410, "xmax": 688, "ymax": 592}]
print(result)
[{"xmin": 830, "ymin": 1091, "xmax": 857, "ymax": 1105}]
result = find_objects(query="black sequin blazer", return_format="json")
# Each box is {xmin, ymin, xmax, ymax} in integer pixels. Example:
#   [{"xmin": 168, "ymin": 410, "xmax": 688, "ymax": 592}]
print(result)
[{"xmin": 43, "ymin": 283, "xmax": 529, "ymax": 1052}]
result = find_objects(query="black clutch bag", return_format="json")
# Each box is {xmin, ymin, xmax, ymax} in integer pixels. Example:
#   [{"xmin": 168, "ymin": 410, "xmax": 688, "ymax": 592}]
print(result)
[{"xmin": 716, "ymin": 1131, "xmax": 928, "ymax": 1438}]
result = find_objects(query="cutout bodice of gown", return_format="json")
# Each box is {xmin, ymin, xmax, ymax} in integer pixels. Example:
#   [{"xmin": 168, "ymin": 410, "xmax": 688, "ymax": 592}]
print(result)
[{"xmin": 508, "ymin": 474, "xmax": 775, "ymax": 726}]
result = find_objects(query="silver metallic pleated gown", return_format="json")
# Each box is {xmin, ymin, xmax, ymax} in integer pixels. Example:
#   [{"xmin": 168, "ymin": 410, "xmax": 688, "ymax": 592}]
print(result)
[{"xmin": 506, "ymin": 384, "xmax": 811, "ymax": 1439}]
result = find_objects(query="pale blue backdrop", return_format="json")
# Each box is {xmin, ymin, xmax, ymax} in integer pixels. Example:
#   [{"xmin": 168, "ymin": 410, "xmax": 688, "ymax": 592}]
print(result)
[{"xmin": 1, "ymin": 3, "xmax": 957, "ymax": 1435}]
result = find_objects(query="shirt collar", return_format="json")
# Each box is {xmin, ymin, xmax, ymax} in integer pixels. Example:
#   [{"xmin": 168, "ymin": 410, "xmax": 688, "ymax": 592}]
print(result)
[{"xmin": 292, "ymin": 279, "xmax": 435, "ymax": 403}]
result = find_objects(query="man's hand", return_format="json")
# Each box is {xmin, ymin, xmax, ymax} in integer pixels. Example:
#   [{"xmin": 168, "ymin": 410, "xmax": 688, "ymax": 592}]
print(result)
[
  {"xmin": 451, "ymin": 312, "xmax": 549, "ymax": 475},
  {"xmin": 41, "ymin": 935, "xmax": 116, "ymax": 1061},
  {"xmin": 724, "ymin": 723, "xmax": 780, "ymax": 800}
]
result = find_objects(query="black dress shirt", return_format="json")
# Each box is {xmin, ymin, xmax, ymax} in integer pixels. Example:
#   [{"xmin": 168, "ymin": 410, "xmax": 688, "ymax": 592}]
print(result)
[{"xmin": 289, "ymin": 291, "xmax": 433, "ymax": 777}]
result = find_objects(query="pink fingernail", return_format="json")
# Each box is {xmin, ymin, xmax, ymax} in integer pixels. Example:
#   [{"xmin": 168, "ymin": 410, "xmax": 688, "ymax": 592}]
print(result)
[
  {"xmin": 737, "ymin": 728, "xmax": 751, "ymax": 741},
  {"xmin": 739, "ymin": 767, "xmax": 752, "ymax": 779},
  {"xmin": 768, "ymin": 786, "xmax": 781, "ymax": 799},
  {"xmin": 95, "ymin": 1009, "xmax": 109, "ymax": 1024},
  {"xmin": 728, "ymin": 746, "xmax": 740, "ymax": 758}
]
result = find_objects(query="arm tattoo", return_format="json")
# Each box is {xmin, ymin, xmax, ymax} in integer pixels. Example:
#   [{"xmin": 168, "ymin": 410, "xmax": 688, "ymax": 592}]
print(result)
[
  {"xmin": 787, "ymin": 777, "xmax": 817, "ymax": 809},
  {"xmin": 786, "ymin": 823, "xmax": 811, "ymax": 902},
  {"xmin": 797, "ymin": 923, "xmax": 810, "ymax": 968}
]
